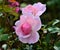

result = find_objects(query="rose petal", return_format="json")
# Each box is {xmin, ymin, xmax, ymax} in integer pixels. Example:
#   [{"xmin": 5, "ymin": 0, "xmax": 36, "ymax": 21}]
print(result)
[
  {"xmin": 20, "ymin": 15, "xmax": 27, "ymax": 24},
  {"xmin": 15, "ymin": 26, "xmax": 31, "ymax": 38},
  {"xmin": 33, "ymin": 2, "xmax": 46, "ymax": 16},
  {"xmin": 22, "ymin": 2, "xmax": 46, "ymax": 16},
  {"xmin": 20, "ymin": 13, "xmax": 34, "ymax": 26},
  {"xmin": 15, "ymin": 20, "xmax": 20, "ymax": 26},
  {"xmin": 21, "ymin": 5, "xmax": 33, "ymax": 15},
  {"xmin": 33, "ymin": 17, "xmax": 42, "ymax": 31},
  {"xmin": 19, "ymin": 32, "xmax": 39, "ymax": 44},
  {"xmin": 25, "ymin": 14, "xmax": 42, "ymax": 31}
]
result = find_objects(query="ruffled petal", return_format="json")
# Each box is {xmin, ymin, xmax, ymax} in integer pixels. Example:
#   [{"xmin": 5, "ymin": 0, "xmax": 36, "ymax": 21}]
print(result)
[
  {"xmin": 15, "ymin": 20, "xmax": 20, "ymax": 26},
  {"xmin": 22, "ymin": 5, "xmax": 33, "ymax": 15},
  {"xmin": 26, "ymin": 15, "xmax": 41, "ymax": 31},
  {"xmin": 18, "ymin": 37, "xmax": 28, "ymax": 43},
  {"xmin": 33, "ymin": 17, "xmax": 42, "ymax": 31},
  {"xmin": 15, "ymin": 26, "xmax": 31, "ymax": 38},
  {"xmin": 33, "ymin": 2, "xmax": 46, "ymax": 16},
  {"xmin": 19, "ymin": 32, "xmax": 39, "ymax": 44},
  {"xmin": 20, "ymin": 15, "xmax": 27, "ymax": 24},
  {"xmin": 20, "ymin": 13, "xmax": 35, "ymax": 27},
  {"xmin": 28, "ymin": 32, "xmax": 39, "ymax": 44}
]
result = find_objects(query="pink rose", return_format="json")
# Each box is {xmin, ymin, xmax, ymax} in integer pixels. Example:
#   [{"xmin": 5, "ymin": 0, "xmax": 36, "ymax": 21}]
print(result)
[
  {"xmin": 9, "ymin": 1, "xmax": 19, "ymax": 7},
  {"xmin": 14, "ymin": 14, "xmax": 42, "ymax": 44},
  {"xmin": 22, "ymin": 2, "xmax": 46, "ymax": 17},
  {"xmin": 15, "ymin": 7, "xmax": 20, "ymax": 13},
  {"xmin": 11, "ymin": 2, "xmax": 19, "ymax": 7}
]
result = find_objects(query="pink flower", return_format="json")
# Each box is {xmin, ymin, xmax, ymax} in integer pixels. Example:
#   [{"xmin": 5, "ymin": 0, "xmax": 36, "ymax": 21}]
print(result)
[
  {"xmin": 22, "ymin": 2, "xmax": 46, "ymax": 17},
  {"xmin": 15, "ymin": 7, "xmax": 20, "ymax": 13},
  {"xmin": 14, "ymin": 14, "xmax": 42, "ymax": 44},
  {"xmin": 9, "ymin": 1, "xmax": 19, "ymax": 7}
]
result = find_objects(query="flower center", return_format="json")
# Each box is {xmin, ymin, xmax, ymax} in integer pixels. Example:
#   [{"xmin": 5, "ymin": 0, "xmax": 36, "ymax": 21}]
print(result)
[{"xmin": 21, "ymin": 22, "xmax": 32, "ymax": 35}]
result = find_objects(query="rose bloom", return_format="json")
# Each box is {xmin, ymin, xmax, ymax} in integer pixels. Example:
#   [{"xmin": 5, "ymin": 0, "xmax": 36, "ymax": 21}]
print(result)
[
  {"xmin": 8, "ymin": 0, "xmax": 19, "ymax": 7},
  {"xmin": 10, "ymin": 1, "xmax": 19, "ymax": 7},
  {"xmin": 14, "ymin": 14, "xmax": 42, "ymax": 44},
  {"xmin": 22, "ymin": 2, "xmax": 46, "ymax": 17}
]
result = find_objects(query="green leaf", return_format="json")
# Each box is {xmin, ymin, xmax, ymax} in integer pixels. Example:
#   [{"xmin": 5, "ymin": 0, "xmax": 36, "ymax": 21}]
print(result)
[
  {"xmin": 52, "ymin": 19, "xmax": 60, "ymax": 26},
  {"xmin": 0, "ymin": 34, "xmax": 9, "ymax": 41},
  {"xmin": 47, "ymin": 27, "xmax": 60, "ymax": 33},
  {"xmin": 47, "ymin": 0, "xmax": 55, "ymax": 7},
  {"xmin": 0, "ymin": 0, "xmax": 3, "ymax": 4},
  {"xmin": 0, "ymin": 28, "xmax": 4, "ymax": 34},
  {"xmin": 11, "ymin": 12, "xmax": 19, "ymax": 21},
  {"xmin": 3, "ymin": 5, "xmax": 13, "ymax": 12},
  {"xmin": 21, "ymin": 3, "xmax": 27, "ymax": 8},
  {"xmin": 54, "ymin": 41, "xmax": 60, "ymax": 47},
  {"xmin": 12, "ymin": 12, "xmax": 18, "ymax": 17},
  {"xmin": 54, "ymin": 41, "xmax": 60, "ymax": 50},
  {"xmin": 0, "ymin": 12, "xmax": 3, "ymax": 17},
  {"xmin": 0, "ymin": 6, "xmax": 3, "ymax": 12},
  {"xmin": 54, "ymin": 46, "xmax": 60, "ymax": 50},
  {"xmin": 45, "ymin": 34, "xmax": 51, "ymax": 43}
]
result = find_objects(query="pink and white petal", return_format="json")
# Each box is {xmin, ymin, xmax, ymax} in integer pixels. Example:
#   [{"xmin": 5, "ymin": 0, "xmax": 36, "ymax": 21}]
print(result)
[
  {"xmin": 22, "ymin": 8, "xmax": 32, "ymax": 15},
  {"xmin": 33, "ymin": 2, "xmax": 42, "ymax": 8},
  {"xmin": 19, "ymin": 32, "xmax": 39, "ymax": 44},
  {"xmin": 21, "ymin": 15, "xmax": 34, "ymax": 32},
  {"xmin": 15, "ymin": 26, "xmax": 31, "ymax": 38},
  {"xmin": 28, "ymin": 32, "xmax": 39, "ymax": 44},
  {"xmin": 33, "ymin": 2, "xmax": 46, "ymax": 11},
  {"xmin": 20, "ymin": 15, "xmax": 27, "ymax": 24},
  {"xmin": 33, "ymin": 2, "xmax": 46, "ymax": 16},
  {"xmin": 26, "ymin": 14, "xmax": 37, "ymax": 29},
  {"xmin": 21, "ymin": 34, "xmax": 31, "ymax": 38},
  {"xmin": 33, "ymin": 17, "xmax": 42, "ymax": 31},
  {"xmin": 36, "ymin": 9, "xmax": 46, "ymax": 17},
  {"xmin": 21, "ymin": 13, "xmax": 34, "ymax": 24},
  {"xmin": 15, "ymin": 20, "xmax": 20, "ymax": 26},
  {"xmin": 22, "ymin": 5, "xmax": 32, "ymax": 15},
  {"xmin": 22, "ymin": 8, "xmax": 27, "ymax": 15},
  {"xmin": 25, "ymin": 14, "xmax": 42, "ymax": 31},
  {"xmin": 20, "ymin": 14, "xmax": 34, "ymax": 25},
  {"xmin": 36, "ymin": 4, "xmax": 46, "ymax": 16},
  {"xmin": 19, "ymin": 37, "xmax": 28, "ymax": 43},
  {"xmin": 20, "ymin": 14, "xmax": 33, "ymax": 23},
  {"xmin": 37, "ymin": 5, "xmax": 46, "ymax": 16},
  {"xmin": 15, "ymin": 26, "xmax": 22, "ymax": 36}
]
